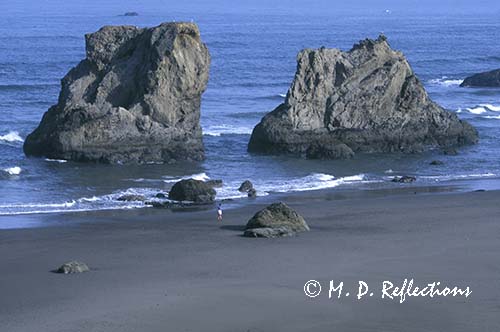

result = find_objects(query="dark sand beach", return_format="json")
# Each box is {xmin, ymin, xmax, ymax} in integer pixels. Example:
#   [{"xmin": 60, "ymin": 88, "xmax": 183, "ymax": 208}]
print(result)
[{"xmin": 1, "ymin": 188, "xmax": 499, "ymax": 331}]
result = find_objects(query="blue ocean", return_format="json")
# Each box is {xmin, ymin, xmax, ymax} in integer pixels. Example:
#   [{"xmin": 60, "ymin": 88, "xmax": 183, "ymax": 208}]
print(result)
[{"xmin": 1, "ymin": 1, "xmax": 500, "ymax": 219}]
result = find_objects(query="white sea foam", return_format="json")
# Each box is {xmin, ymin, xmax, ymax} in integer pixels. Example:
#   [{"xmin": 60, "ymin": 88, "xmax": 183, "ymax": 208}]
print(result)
[
  {"xmin": 420, "ymin": 173, "xmax": 497, "ymax": 181},
  {"xmin": 0, "ymin": 188, "xmax": 159, "ymax": 216},
  {"xmin": 203, "ymin": 124, "xmax": 253, "ymax": 136},
  {"xmin": 0, "ymin": 131, "xmax": 24, "ymax": 143},
  {"xmin": 384, "ymin": 169, "xmax": 394, "ymax": 174},
  {"xmin": 466, "ymin": 107, "xmax": 488, "ymax": 115},
  {"xmin": 479, "ymin": 104, "xmax": 500, "ymax": 112},
  {"xmin": 0, "ymin": 200, "xmax": 76, "ymax": 209},
  {"xmin": 45, "ymin": 158, "xmax": 68, "ymax": 163},
  {"xmin": 257, "ymin": 173, "xmax": 369, "ymax": 194},
  {"xmin": 428, "ymin": 77, "xmax": 463, "ymax": 87},
  {"xmin": 483, "ymin": 115, "xmax": 500, "ymax": 120},
  {"xmin": 279, "ymin": 93, "xmax": 287, "ymax": 98},
  {"xmin": 163, "ymin": 172, "xmax": 210, "ymax": 183},
  {"xmin": 3, "ymin": 166, "xmax": 22, "ymax": 175}
]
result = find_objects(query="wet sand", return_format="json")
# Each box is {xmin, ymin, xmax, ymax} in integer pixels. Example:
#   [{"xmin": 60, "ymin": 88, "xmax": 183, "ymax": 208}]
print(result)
[{"xmin": 1, "ymin": 188, "xmax": 499, "ymax": 331}]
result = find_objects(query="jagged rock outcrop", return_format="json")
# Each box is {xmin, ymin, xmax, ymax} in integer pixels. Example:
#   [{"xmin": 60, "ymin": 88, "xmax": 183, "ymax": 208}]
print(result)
[
  {"xmin": 248, "ymin": 36, "xmax": 478, "ymax": 159},
  {"xmin": 24, "ymin": 22, "xmax": 210, "ymax": 163},
  {"xmin": 460, "ymin": 69, "xmax": 500, "ymax": 87}
]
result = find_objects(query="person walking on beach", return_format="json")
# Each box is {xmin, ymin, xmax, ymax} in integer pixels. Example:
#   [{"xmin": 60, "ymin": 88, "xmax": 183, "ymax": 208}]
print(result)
[{"xmin": 217, "ymin": 203, "xmax": 223, "ymax": 222}]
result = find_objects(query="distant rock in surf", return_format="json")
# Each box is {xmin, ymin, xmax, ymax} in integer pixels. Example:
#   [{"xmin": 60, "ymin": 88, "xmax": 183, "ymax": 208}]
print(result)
[
  {"xmin": 238, "ymin": 180, "xmax": 257, "ymax": 198},
  {"xmin": 122, "ymin": 12, "xmax": 139, "ymax": 16},
  {"xmin": 24, "ymin": 22, "xmax": 210, "ymax": 164},
  {"xmin": 430, "ymin": 160, "xmax": 444, "ymax": 166},
  {"xmin": 117, "ymin": 194, "xmax": 146, "ymax": 202},
  {"xmin": 460, "ymin": 69, "xmax": 500, "ymax": 88},
  {"xmin": 248, "ymin": 35, "xmax": 478, "ymax": 159},
  {"xmin": 56, "ymin": 261, "xmax": 90, "ymax": 274},
  {"xmin": 247, "ymin": 188, "xmax": 257, "ymax": 198},
  {"xmin": 391, "ymin": 176, "xmax": 416, "ymax": 183},
  {"xmin": 169, "ymin": 179, "xmax": 216, "ymax": 204},
  {"xmin": 238, "ymin": 180, "xmax": 254, "ymax": 192},
  {"xmin": 243, "ymin": 202, "xmax": 309, "ymax": 238}
]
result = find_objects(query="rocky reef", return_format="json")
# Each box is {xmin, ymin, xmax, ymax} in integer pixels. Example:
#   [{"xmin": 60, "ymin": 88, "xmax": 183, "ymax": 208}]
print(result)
[
  {"xmin": 248, "ymin": 36, "xmax": 478, "ymax": 159},
  {"xmin": 460, "ymin": 69, "xmax": 500, "ymax": 88},
  {"xmin": 24, "ymin": 22, "xmax": 210, "ymax": 164}
]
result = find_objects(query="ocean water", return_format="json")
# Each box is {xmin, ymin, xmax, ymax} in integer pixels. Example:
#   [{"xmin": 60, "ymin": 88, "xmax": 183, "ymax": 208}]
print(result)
[{"xmin": 1, "ymin": 3, "xmax": 500, "ymax": 218}]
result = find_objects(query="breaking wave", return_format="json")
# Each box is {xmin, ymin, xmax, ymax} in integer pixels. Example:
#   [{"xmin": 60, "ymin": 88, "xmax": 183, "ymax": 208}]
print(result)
[
  {"xmin": 428, "ymin": 77, "xmax": 463, "ymax": 87},
  {"xmin": 2, "ymin": 166, "xmax": 22, "ymax": 175},
  {"xmin": 0, "ymin": 131, "xmax": 24, "ymax": 143}
]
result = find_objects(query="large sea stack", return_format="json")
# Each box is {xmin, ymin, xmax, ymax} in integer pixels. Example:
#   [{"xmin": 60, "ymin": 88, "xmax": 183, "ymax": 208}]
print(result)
[
  {"xmin": 24, "ymin": 22, "xmax": 210, "ymax": 163},
  {"xmin": 248, "ymin": 36, "xmax": 478, "ymax": 159}
]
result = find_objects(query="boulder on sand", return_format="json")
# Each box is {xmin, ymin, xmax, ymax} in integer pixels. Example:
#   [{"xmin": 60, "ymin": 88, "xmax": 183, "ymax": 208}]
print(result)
[
  {"xmin": 168, "ymin": 179, "xmax": 216, "ymax": 204},
  {"xmin": 24, "ymin": 22, "xmax": 210, "ymax": 164},
  {"xmin": 243, "ymin": 202, "xmax": 309, "ymax": 238},
  {"xmin": 248, "ymin": 35, "xmax": 478, "ymax": 159},
  {"xmin": 460, "ymin": 69, "xmax": 500, "ymax": 88},
  {"xmin": 56, "ymin": 261, "xmax": 90, "ymax": 274}
]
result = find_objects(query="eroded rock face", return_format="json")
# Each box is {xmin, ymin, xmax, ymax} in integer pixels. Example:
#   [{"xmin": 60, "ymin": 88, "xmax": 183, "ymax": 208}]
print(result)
[
  {"xmin": 248, "ymin": 36, "xmax": 478, "ymax": 159},
  {"xmin": 24, "ymin": 22, "xmax": 210, "ymax": 164},
  {"xmin": 460, "ymin": 69, "xmax": 500, "ymax": 88},
  {"xmin": 244, "ymin": 202, "xmax": 309, "ymax": 238}
]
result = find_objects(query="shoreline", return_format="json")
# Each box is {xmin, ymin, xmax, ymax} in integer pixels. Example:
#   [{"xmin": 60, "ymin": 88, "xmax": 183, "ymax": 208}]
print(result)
[{"xmin": 0, "ymin": 178, "xmax": 489, "ymax": 230}]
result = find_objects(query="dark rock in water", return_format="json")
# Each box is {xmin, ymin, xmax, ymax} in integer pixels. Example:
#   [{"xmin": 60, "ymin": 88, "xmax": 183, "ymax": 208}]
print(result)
[
  {"xmin": 460, "ymin": 69, "xmax": 500, "ymax": 88},
  {"xmin": 23, "ymin": 22, "xmax": 210, "ymax": 164},
  {"xmin": 155, "ymin": 193, "xmax": 167, "ymax": 199},
  {"xmin": 238, "ymin": 180, "xmax": 254, "ymax": 192},
  {"xmin": 56, "ymin": 261, "xmax": 89, "ymax": 274},
  {"xmin": 443, "ymin": 147, "xmax": 458, "ymax": 156},
  {"xmin": 306, "ymin": 142, "xmax": 354, "ymax": 159},
  {"xmin": 117, "ymin": 194, "xmax": 146, "ymax": 202},
  {"xmin": 168, "ymin": 179, "xmax": 216, "ymax": 204},
  {"xmin": 474, "ymin": 189, "xmax": 487, "ymax": 192},
  {"xmin": 248, "ymin": 35, "xmax": 478, "ymax": 159},
  {"xmin": 247, "ymin": 188, "xmax": 257, "ymax": 198},
  {"xmin": 244, "ymin": 202, "xmax": 309, "ymax": 238},
  {"xmin": 123, "ymin": 12, "xmax": 139, "ymax": 16},
  {"xmin": 430, "ymin": 160, "xmax": 444, "ymax": 166},
  {"xmin": 391, "ymin": 176, "xmax": 417, "ymax": 183},
  {"xmin": 206, "ymin": 179, "xmax": 223, "ymax": 188}
]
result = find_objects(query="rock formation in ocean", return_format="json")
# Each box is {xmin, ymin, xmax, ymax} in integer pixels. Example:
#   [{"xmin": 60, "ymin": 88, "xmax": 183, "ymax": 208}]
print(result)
[
  {"xmin": 243, "ymin": 202, "xmax": 309, "ymax": 238},
  {"xmin": 248, "ymin": 35, "xmax": 478, "ymax": 159},
  {"xmin": 24, "ymin": 22, "xmax": 210, "ymax": 164},
  {"xmin": 238, "ymin": 180, "xmax": 254, "ymax": 192},
  {"xmin": 460, "ymin": 69, "xmax": 500, "ymax": 87}
]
